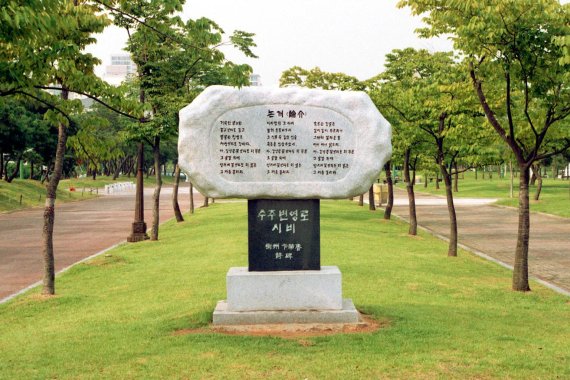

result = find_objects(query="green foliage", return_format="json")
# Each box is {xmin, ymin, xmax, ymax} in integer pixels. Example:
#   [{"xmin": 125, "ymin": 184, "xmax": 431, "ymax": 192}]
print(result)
[
  {"xmin": 0, "ymin": 97, "xmax": 56, "ymax": 168},
  {"xmin": 370, "ymin": 48, "xmax": 491, "ymax": 172},
  {"xmin": 280, "ymin": 66, "xmax": 365, "ymax": 90},
  {"xmin": 67, "ymin": 104, "xmax": 129, "ymax": 172},
  {"xmin": 230, "ymin": 30, "xmax": 258, "ymax": 59},
  {"xmin": 0, "ymin": 201, "xmax": 569, "ymax": 378},
  {"xmin": 398, "ymin": 0, "xmax": 570, "ymax": 163},
  {"xmin": 110, "ymin": 2, "xmax": 256, "ymax": 144}
]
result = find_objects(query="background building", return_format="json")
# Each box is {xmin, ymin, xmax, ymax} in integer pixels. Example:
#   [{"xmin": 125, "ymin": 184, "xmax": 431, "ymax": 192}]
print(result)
[
  {"xmin": 249, "ymin": 73, "xmax": 261, "ymax": 86},
  {"xmin": 104, "ymin": 54, "xmax": 137, "ymax": 85}
]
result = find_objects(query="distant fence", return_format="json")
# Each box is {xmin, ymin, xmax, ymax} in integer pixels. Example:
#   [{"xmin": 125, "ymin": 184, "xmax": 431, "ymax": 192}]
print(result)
[{"xmin": 104, "ymin": 182, "xmax": 135, "ymax": 194}]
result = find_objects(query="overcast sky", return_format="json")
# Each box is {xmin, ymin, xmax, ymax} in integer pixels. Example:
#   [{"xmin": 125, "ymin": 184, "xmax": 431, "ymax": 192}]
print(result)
[{"xmin": 87, "ymin": 0, "xmax": 456, "ymax": 87}]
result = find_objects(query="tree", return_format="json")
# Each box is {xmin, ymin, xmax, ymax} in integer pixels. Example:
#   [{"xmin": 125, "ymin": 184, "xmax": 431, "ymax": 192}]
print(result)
[
  {"xmin": 369, "ymin": 49, "xmax": 437, "ymax": 236},
  {"xmin": 400, "ymin": 0, "xmax": 570, "ymax": 291},
  {"xmin": 1, "ymin": 0, "xmax": 144, "ymax": 295},
  {"xmin": 280, "ymin": 66, "xmax": 366, "ymax": 90},
  {"xmin": 68, "ymin": 103, "xmax": 128, "ymax": 180},
  {"xmin": 111, "ymin": 1, "xmax": 256, "ymax": 241},
  {"xmin": 1, "ymin": 99, "xmax": 58, "ymax": 182},
  {"xmin": 373, "ymin": 48, "xmax": 487, "ymax": 254},
  {"xmin": 279, "ymin": 66, "xmax": 383, "ymax": 213}
]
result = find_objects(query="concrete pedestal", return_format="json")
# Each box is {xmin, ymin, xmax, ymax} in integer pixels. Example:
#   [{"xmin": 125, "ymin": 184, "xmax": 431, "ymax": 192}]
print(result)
[
  {"xmin": 213, "ymin": 299, "xmax": 359, "ymax": 325},
  {"xmin": 213, "ymin": 266, "xmax": 360, "ymax": 325}
]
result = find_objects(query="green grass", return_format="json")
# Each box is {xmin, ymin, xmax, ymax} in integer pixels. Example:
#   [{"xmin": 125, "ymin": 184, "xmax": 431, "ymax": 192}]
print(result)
[
  {"xmin": 404, "ymin": 172, "xmax": 570, "ymax": 218},
  {"xmin": 63, "ymin": 174, "xmax": 176, "ymax": 189},
  {"xmin": 0, "ymin": 179, "xmax": 97, "ymax": 213},
  {"xmin": 1, "ymin": 201, "xmax": 568, "ymax": 379},
  {"xmin": 0, "ymin": 175, "xmax": 177, "ymax": 213}
]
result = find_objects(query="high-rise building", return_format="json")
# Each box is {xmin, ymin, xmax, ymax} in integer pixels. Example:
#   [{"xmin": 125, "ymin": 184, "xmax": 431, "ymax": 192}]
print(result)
[
  {"xmin": 249, "ymin": 73, "xmax": 261, "ymax": 86},
  {"xmin": 104, "ymin": 54, "xmax": 137, "ymax": 85}
]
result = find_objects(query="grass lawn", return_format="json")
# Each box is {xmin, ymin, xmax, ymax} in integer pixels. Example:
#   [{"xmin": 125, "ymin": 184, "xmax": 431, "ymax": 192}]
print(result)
[
  {"xmin": 0, "ymin": 175, "xmax": 178, "ymax": 213},
  {"xmin": 63, "ymin": 174, "xmax": 176, "ymax": 189},
  {"xmin": 403, "ymin": 172, "xmax": 570, "ymax": 218},
  {"xmin": 0, "ymin": 201, "xmax": 568, "ymax": 379},
  {"xmin": 0, "ymin": 179, "xmax": 97, "ymax": 213}
]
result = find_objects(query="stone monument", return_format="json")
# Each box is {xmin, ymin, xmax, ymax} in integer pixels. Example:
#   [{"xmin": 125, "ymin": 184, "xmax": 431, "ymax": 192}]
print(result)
[{"xmin": 178, "ymin": 85, "xmax": 391, "ymax": 325}]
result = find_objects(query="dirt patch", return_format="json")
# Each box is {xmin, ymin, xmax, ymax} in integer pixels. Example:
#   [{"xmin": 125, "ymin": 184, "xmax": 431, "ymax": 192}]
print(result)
[
  {"xmin": 85, "ymin": 254, "xmax": 127, "ymax": 267},
  {"xmin": 174, "ymin": 314, "xmax": 388, "ymax": 339}
]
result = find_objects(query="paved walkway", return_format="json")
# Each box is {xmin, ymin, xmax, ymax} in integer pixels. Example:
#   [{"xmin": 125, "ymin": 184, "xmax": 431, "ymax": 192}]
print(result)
[
  {"xmin": 390, "ymin": 188, "xmax": 570, "ymax": 294},
  {"xmin": 0, "ymin": 185, "xmax": 204, "ymax": 301},
  {"xmin": 2, "ymin": 186, "xmax": 569, "ymax": 301}
]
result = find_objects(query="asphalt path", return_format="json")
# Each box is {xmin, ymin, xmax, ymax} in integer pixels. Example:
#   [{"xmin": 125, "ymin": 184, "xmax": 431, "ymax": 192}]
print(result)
[
  {"xmin": 0, "ymin": 185, "xmax": 203, "ymax": 301},
  {"xmin": 390, "ymin": 188, "xmax": 570, "ymax": 294}
]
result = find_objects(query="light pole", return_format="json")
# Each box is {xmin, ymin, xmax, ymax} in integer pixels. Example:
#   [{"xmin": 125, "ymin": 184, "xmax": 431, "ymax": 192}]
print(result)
[{"xmin": 127, "ymin": 141, "xmax": 149, "ymax": 242}]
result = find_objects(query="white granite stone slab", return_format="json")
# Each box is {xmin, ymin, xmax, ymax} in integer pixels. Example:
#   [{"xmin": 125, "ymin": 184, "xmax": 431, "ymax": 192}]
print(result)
[
  {"xmin": 226, "ymin": 266, "xmax": 343, "ymax": 311},
  {"xmin": 178, "ymin": 85, "xmax": 391, "ymax": 199}
]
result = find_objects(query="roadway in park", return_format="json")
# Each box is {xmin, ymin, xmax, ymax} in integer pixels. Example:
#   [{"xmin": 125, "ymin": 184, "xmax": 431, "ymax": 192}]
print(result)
[
  {"xmin": 0, "ymin": 185, "xmax": 204, "ymax": 302},
  {"xmin": 389, "ymin": 188, "xmax": 570, "ymax": 295},
  {"xmin": 1, "ymin": 186, "xmax": 569, "ymax": 302}
]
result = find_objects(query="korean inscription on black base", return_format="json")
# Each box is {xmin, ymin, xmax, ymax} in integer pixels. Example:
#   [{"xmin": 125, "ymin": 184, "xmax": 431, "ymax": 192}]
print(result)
[{"xmin": 248, "ymin": 199, "xmax": 320, "ymax": 271}]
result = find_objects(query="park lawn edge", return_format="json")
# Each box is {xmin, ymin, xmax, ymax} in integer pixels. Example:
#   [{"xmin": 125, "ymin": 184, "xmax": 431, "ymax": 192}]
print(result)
[{"xmin": 0, "ymin": 176, "xmax": 179, "ymax": 214}]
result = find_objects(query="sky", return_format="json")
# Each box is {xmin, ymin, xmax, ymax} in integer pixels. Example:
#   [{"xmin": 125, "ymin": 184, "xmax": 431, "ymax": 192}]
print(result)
[{"xmin": 87, "ymin": 0, "xmax": 455, "ymax": 87}]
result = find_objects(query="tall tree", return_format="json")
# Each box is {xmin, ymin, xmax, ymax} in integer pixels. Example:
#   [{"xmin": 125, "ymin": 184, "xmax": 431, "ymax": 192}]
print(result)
[
  {"xmin": 1, "ymin": 0, "xmax": 143, "ymax": 295},
  {"xmin": 369, "ymin": 49, "xmax": 436, "ymax": 236},
  {"xmin": 112, "ymin": 2, "xmax": 256, "ymax": 240},
  {"xmin": 373, "ymin": 48, "xmax": 486, "ymax": 254},
  {"xmin": 400, "ymin": 0, "xmax": 570, "ymax": 291}
]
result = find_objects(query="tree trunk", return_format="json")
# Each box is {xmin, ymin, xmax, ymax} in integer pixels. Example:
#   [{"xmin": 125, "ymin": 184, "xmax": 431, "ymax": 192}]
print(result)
[
  {"xmin": 368, "ymin": 185, "xmax": 376, "ymax": 211},
  {"xmin": 151, "ymin": 136, "xmax": 161, "ymax": 241},
  {"xmin": 128, "ymin": 157, "xmax": 136, "ymax": 177},
  {"xmin": 113, "ymin": 156, "xmax": 127, "ymax": 180},
  {"xmin": 439, "ymin": 161, "xmax": 458, "ymax": 257},
  {"xmin": 453, "ymin": 162, "xmax": 459, "ymax": 192},
  {"xmin": 203, "ymin": 196, "xmax": 209, "ymax": 207},
  {"xmin": 30, "ymin": 161, "xmax": 34, "ymax": 180},
  {"xmin": 533, "ymin": 163, "xmax": 543, "ymax": 201},
  {"xmin": 358, "ymin": 194, "xmax": 364, "ymax": 206},
  {"xmin": 509, "ymin": 160, "xmax": 514, "ymax": 198},
  {"xmin": 435, "ymin": 172, "xmax": 440, "ymax": 189},
  {"xmin": 41, "ymin": 164, "xmax": 50, "ymax": 184},
  {"xmin": 172, "ymin": 164, "xmax": 184, "ymax": 222},
  {"xmin": 404, "ymin": 149, "xmax": 417, "ymax": 235},
  {"xmin": 0, "ymin": 150, "xmax": 3, "ymax": 179},
  {"xmin": 42, "ymin": 89, "xmax": 69, "ymax": 295},
  {"xmin": 5, "ymin": 155, "xmax": 21, "ymax": 183},
  {"xmin": 424, "ymin": 171, "xmax": 428, "ymax": 188},
  {"xmin": 475, "ymin": 167, "xmax": 478, "ymax": 180},
  {"xmin": 189, "ymin": 182, "xmax": 194, "ymax": 214},
  {"xmin": 513, "ymin": 165, "xmax": 531, "ymax": 291},
  {"xmin": 383, "ymin": 161, "xmax": 393, "ymax": 220}
]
